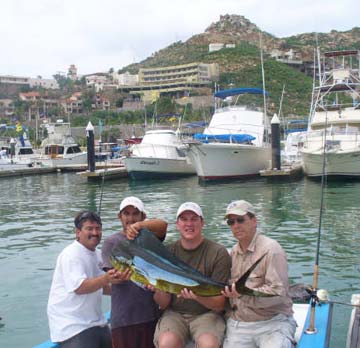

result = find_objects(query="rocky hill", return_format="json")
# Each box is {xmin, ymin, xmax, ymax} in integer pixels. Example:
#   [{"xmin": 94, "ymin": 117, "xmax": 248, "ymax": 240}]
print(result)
[
  {"xmin": 126, "ymin": 14, "xmax": 360, "ymax": 70},
  {"xmin": 122, "ymin": 14, "xmax": 359, "ymax": 116}
]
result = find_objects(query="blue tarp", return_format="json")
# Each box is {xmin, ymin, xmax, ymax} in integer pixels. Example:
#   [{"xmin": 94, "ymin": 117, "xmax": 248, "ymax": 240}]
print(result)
[
  {"xmin": 214, "ymin": 87, "xmax": 269, "ymax": 99},
  {"xmin": 111, "ymin": 146, "xmax": 128, "ymax": 152},
  {"xmin": 194, "ymin": 133, "xmax": 256, "ymax": 143}
]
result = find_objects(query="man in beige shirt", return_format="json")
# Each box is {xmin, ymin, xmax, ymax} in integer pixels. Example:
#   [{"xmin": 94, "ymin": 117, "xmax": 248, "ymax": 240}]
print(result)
[{"xmin": 221, "ymin": 200, "xmax": 296, "ymax": 348}]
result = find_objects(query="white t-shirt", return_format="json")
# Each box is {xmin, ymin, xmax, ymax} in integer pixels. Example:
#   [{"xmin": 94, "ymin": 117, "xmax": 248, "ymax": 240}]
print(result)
[{"xmin": 47, "ymin": 241, "xmax": 107, "ymax": 342}]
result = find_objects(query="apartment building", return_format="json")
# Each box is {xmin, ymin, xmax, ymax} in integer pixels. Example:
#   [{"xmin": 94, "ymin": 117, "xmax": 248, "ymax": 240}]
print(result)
[
  {"xmin": 138, "ymin": 62, "xmax": 219, "ymax": 86},
  {"xmin": 120, "ymin": 62, "xmax": 218, "ymax": 102},
  {"xmin": 0, "ymin": 75, "xmax": 30, "ymax": 85}
]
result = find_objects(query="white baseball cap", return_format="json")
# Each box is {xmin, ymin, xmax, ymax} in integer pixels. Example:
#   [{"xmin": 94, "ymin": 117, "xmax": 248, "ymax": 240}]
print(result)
[
  {"xmin": 225, "ymin": 200, "xmax": 255, "ymax": 218},
  {"xmin": 119, "ymin": 196, "xmax": 146, "ymax": 214},
  {"xmin": 176, "ymin": 202, "xmax": 203, "ymax": 219}
]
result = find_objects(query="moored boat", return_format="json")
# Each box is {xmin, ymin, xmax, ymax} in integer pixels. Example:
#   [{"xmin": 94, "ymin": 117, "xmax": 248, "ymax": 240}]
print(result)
[
  {"xmin": 186, "ymin": 88, "xmax": 271, "ymax": 180},
  {"xmin": 125, "ymin": 129, "xmax": 195, "ymax": 179},
  {"xmin": 301, "ymin": 50, "xmax": 360, "ymax": 177},
  {"xmin": 38, "ymin": 121, "xmax": 87, "ymax": 167}
]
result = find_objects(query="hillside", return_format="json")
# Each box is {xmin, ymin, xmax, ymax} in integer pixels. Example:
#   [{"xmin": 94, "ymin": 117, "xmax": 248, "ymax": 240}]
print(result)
[{"xmin": 122, "ymin": 14, "xmax": 360, "ymax": 116}]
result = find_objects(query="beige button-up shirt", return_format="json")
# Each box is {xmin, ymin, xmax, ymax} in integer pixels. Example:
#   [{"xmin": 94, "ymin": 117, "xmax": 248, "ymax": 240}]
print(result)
[{"xmin": 227, "ymin": 233, "xmax": 293, "ymax": 322}]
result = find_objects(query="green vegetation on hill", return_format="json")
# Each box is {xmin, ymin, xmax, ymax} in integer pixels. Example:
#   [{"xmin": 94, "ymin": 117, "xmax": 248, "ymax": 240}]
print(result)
[{"xmin": 127, "ymin": 40, "xmax": 313, "ymax": 117}]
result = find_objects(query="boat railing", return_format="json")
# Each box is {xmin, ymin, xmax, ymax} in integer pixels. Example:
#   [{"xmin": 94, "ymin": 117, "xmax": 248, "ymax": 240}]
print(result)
[
  {"xmin": 215, "ymin": 104, "xmax": 262, "ymax": 113},
  {"xmin": 303, "ymin": 128, "xmax": 360, "ymax": 149}
]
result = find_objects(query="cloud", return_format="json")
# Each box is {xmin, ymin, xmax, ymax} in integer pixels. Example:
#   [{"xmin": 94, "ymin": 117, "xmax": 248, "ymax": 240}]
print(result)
[{"xmin": 1, "ymin": 0, "xmax": 358, "ymax": 78}]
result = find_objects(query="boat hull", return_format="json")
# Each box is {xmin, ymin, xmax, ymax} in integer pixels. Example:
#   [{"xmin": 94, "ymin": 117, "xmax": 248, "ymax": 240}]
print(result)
[
  {"xmin": 125, "ymin": 157, "xmax": 195, "ymax": 179},
  {"xmin": 301, "ymin": 149, "xmax": 360, "ymax": 177},
  {"xmin": 40, "ymin": 152, "xmax": 88, "ymax": 167},
  {"xmin": 187, "ymin": 143, "xmax": 271, "ymax": 180}
]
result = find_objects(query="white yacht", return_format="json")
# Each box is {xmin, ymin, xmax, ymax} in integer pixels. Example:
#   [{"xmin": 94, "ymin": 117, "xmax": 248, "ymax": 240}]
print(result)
[
  {"xmin": 301, "ymin": 50, "xmax": 360, "ymax": 177},
  {"xmin": 39, "ymin": 121, "xmax": 87, "ymax": 167},
  {"xmin": 186, "ymin": 88, "xmax": 271, "ymax": 181},
  {"xmin": 125, "ymin": 129, "xmax": 195, "ymax": 179}
]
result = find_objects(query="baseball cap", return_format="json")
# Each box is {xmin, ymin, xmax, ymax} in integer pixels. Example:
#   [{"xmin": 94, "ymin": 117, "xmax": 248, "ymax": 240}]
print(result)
[
  {"xmin": 119, "ymin": 196, "xmax": 146, "ymax": 214},
  {"xmin": 225, "ymin": 200, "xmax": 255, "ymax": 218},
  {"xmin": 176, "ymin": 202, "xmax": 203, "ymax": 219}
]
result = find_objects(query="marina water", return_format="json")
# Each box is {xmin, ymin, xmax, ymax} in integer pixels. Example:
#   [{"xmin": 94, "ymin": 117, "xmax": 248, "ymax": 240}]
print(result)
[{"xmin": 0, "ymin": 173, "xmax": 359, "ymax": 348}]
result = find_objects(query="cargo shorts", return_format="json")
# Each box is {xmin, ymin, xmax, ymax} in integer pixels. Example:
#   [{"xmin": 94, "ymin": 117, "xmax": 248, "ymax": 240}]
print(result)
[{"xmin": 154, "ymin": 310, "xmax": 225, "ymax": 347}]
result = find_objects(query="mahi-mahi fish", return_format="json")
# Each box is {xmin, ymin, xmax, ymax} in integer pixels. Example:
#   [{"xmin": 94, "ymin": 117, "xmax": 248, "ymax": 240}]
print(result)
[{"xmin": 110, "ymin": 228, "xmax": 272, "ymax": 297}]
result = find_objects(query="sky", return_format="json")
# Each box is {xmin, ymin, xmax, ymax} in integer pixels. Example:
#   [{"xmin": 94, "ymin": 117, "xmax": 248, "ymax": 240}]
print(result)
[{"xmin": 1, "ymin": 0, "xmax": 359, "ymax": 79}]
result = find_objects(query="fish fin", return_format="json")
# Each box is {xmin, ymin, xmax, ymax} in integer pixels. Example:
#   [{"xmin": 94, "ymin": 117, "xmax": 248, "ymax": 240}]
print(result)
[{"xmin": 234, "ymin": 253, "xmax": 269, "ymax": 296}]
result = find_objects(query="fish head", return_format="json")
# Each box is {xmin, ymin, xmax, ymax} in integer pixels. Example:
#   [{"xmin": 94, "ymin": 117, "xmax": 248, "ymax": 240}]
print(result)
[{"xmin": 109, "ymin": 254, "xmax": 132, "ymax": 272}]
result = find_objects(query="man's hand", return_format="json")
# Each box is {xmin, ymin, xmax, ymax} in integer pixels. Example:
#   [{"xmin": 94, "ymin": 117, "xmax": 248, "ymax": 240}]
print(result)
[
  {"xmin": 125, "ymin": 222, "xmax": 144, "ymax": 240},
  {"xmin": 107, "ymin": 268, "xmax": 132, "ymax": 284},
  {"xmin": 221, "ymin": 283, "xmax": 241, "ymax": 298},
  {"xmin": 178, "ymin": 288, "xmax": 198, "ymax": 300}
]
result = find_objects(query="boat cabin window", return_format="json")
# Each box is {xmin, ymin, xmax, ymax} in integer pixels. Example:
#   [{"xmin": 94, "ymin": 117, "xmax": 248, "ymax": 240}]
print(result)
[
  {"xmin": 19, "ymin": 148, "xmax": 34, "ymax": 155},
  {"xmin": 45, "ymin": 146, "xmax": 64, "ymax": 155},
  {"xmin": 66, "ymin": 146, "xmax": 82, "ymax": 154}
]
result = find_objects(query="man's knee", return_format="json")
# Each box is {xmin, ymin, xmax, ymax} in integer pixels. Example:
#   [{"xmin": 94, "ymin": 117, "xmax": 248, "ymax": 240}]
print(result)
[
  {"xmin": 196, "ymin": 332, "xmax": 220, "ymax": 348},
  {"xmin": 158, "ymin": 331, "xmax": 183, "ymax": 348}
]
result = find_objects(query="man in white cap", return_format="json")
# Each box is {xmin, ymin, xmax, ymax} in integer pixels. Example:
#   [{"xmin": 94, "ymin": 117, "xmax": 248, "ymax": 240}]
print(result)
[
  {"xmin": 101, "ymin": 196, "xmax": 168, "ymax": 348},
  {"xmin": 153, "ymin": 202, "xmax": 231, "ymax": 348},
  {"xmin": 221, "ymin": 200, "xmax": 296, "ymax": 348}
]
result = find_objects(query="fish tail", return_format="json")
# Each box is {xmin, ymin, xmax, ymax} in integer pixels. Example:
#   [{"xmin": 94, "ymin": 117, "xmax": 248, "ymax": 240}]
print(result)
[{"xmin": 234, "ymin": 253, "xmax": 268, "ymax": 295}]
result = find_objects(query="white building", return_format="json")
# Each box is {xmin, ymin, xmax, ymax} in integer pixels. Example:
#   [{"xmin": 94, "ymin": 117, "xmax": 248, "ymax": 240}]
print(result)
[
  {"xmin": 85, "ymin": 74, "xmax": 109, "ymax": 92},
  {"xmin": 209, "ymin": 43, "xmax": 224, "ymax": 52},
  {"xmin": 112, "ymin": 71, "xmax": 139, "ymax": 86},
  {"xmin": 29, "ymin": 77, "xmax": 59, "ymax": 89},
  {"xmin": 0, "ymin": 75, "xmax": 30, "ymax": 84}
]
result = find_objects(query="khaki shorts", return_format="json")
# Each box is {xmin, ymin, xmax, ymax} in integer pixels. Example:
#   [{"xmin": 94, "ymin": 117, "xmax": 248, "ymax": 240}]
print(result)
[{"xmin": 154, "ymin": 310, "xmax": 225, "ymax": 347}]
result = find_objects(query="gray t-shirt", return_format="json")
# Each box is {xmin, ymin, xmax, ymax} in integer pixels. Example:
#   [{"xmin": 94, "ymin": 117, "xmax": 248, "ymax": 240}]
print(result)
[{"xmin": 102, "ymin": 233, "xmax": 160, "ymax": 329}]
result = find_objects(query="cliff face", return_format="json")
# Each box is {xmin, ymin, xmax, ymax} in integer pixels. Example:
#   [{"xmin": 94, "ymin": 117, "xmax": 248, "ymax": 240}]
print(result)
[{"xmin": 187, "ymin": 14, "xmax": 278, "ymax": 51}]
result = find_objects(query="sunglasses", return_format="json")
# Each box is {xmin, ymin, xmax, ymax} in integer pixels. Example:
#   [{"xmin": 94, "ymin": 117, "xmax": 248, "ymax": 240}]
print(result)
[{"xmin": 227, "ymin": 217, "xmax": 246, "ymax": 226}]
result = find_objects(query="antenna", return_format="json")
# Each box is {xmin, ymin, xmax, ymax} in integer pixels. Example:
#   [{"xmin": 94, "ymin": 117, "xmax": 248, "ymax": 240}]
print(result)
[{"xmin": 259, "ymin": 32, "xmax": 268, "ymax": 143}]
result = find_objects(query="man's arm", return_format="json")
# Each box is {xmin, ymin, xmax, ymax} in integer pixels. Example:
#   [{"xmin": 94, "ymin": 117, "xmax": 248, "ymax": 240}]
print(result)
[
  {"xmin": 153, "ymin": 290, "xmax": 172, "ymax": 310},
  {"xmin": 179, "ymin": 289, "xmax": 226, "ymax": 312},
  {"xmin": 75, "ymin": 269, "xmax": 124, "ymax": 295},
  {"xmin": 75, "ymin": 273, "xmax": 110, "ymax": 295},
  {"xmin": 126, "ymin": 219, "xmax": 168, "ymax": 240}
]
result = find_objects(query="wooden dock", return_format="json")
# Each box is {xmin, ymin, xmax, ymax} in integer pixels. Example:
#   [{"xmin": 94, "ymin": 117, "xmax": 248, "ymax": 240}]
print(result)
[
  {"xmin": 0, "ymin": 166, "xmax": 56, "ymax": 178},
  {"xmin": 259, "ymin": 163, "xmax": 304, "ymax": 179},
  {"xmin": 77, "ymin": 166, "xmax": 128, "ymax": 181}
]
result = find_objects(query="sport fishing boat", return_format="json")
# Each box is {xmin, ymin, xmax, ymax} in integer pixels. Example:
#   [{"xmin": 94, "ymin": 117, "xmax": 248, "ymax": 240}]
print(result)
[
  {"xmin": 186, "ymin": 87, "xmax": 271, "ymax": 180},
  {"xmin": 301, "ymin": 50, "xmax": 360, "ymax": 177},
  {"xmin": 38, "ymin": 120, "xmax": 87, "ymax": 168},
  {"xmin": 125, "ymin": 129, "xmax": 195, "ymax": 179}
]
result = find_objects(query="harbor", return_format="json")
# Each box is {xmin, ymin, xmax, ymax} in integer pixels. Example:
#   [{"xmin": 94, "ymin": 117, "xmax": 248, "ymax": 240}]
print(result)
[
  {"xmin": 1, "ymin": 4, "xmax": 359, "ymax": 347},
  {"xmin": 0, "ymin": 173, "xmax": 359, "ymax": 348}
]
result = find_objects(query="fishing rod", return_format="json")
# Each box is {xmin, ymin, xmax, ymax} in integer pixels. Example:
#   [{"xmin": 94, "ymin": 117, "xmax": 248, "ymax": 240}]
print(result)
[
  {"xmin": 306, "ymin": 110, "xmax": 329, "ymax": 334},
  {"xmin": 97, "ymin": 164, "xmax": 107, "ymax": 216}
]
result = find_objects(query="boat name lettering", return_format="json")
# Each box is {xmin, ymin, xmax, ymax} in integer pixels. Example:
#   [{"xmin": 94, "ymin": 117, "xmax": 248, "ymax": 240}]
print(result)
[{"xmin": 140, "ymin": 160, "xmax": 160, "ymax": 165}]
